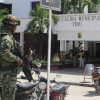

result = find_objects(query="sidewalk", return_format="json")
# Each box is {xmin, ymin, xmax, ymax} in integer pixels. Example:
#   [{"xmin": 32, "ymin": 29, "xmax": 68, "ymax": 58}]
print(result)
[
  {"xmin": 17, "ymin": 67, "xmax": 94, "ymax": 87},
  {"xmin": 41, "ymin": 68, "xmax": 94, "ymax": 87}
]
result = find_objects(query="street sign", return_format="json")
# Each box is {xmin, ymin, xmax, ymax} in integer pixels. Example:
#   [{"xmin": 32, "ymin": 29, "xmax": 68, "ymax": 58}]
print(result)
[{"xmin": 40, "ymin": 0, "xmax": 61, "ymax": 11}]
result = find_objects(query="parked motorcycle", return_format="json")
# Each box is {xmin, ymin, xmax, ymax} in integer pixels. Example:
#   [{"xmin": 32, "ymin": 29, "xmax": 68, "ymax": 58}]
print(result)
[
  {"xmin": 16, "ymin": 61, "xmax": 47, "ymax": 100},
  {"xmin": 0, "ymin": 60, "xmax": 69, "ymax": 100},
  {"xmin": 0, "ymin": 69, "xmax": 38, "ymax": 100},
  {"xmin": 92, "ymin": 67, "xmax": 100, "ymax": 95},
  {"xmin": 30, "ymin": 62, "xmax": 70, "ymax": 100},
  {"xmin": 15, "ymin": 81, "xmax": 38, "ymax": 100},
  {"xmin": 44, "ymin": 77, "xmax": 69, "ymax": 100},
  {"xmin": 16, "ymin": 62, "xmax": 48, "ymax": 100}
]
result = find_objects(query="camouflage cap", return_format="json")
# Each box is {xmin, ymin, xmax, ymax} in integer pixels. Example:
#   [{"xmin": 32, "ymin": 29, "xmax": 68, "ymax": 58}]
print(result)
[{"xmin": 2, "ymin": 14, "xmax": 20, "ymax": 25}]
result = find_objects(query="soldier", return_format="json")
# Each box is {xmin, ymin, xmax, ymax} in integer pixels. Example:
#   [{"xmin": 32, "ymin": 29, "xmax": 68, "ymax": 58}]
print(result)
[{"xmin": 0, "ymin": 14, "xmax": 23, "ymax": 100}]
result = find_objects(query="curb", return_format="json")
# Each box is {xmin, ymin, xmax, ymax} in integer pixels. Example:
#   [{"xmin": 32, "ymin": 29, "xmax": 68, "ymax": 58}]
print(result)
[
  {"xmin": 18, "ymin": 76, "xmax": 94, "ymax": 87},
  {"xmin": 67, "ymin": 82, "xmax": 94, "ymax": 87},
  {"xmin": 53, "ymin": 81, "xmax": 94, "ymax": 87}
]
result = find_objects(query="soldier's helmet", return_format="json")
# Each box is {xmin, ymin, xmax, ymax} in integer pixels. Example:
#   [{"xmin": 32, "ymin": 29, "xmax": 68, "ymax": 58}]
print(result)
[{"xmin": 2, "ymin": 14, "xmax": 20, "ymax": 26}]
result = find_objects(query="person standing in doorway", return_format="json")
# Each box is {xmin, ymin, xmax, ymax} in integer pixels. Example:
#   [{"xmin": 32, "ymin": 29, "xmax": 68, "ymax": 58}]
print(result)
[{"xmin": 78, "ymin": 50, "xmax": 84, "ymax": 68}]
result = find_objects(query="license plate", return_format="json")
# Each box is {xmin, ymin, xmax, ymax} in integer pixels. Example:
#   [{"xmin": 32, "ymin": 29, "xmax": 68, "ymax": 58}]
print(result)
[{"xmin": 92, "ymin": 77, "xmax": 98, "ymax": 80}]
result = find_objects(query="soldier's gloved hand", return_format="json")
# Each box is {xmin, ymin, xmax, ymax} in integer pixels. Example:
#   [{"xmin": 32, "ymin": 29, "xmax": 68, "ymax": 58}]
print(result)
[{"xmin": 17, "ymin": 58, "xmax": 23, "ymax": 66}]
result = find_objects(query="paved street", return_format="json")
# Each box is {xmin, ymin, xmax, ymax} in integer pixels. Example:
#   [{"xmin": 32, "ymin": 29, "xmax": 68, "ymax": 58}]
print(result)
[
  {"xmin": 17, "ymin": 68, "xmax": 93, "ymax": 84},
  {"xmin": 66, "ymin": 85, "xmax": 100, "ymax": 100}
]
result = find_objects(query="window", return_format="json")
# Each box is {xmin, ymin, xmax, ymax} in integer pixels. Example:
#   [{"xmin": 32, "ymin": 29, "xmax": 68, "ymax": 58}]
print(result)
[
  {"xmin": 32, "ymin": 2, "xmax": 40, "ymax": 10},
  {"xmin": 0, "ymin": 3, "xmax": 12, "ymax": 14}
]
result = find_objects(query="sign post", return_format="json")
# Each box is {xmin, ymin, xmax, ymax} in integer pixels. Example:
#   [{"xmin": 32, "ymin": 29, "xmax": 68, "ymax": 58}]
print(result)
[
  {"xmin": 47, "ymin": 8, "xmax": 52, "ymax": 100},
  {"xmin": 40, "ymin": 0, "xmax": 61, "ymax": 100}
]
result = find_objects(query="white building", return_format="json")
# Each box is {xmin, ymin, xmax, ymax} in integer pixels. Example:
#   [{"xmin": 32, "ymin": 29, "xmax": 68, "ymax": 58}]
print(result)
[
  {"xmin": 0, "ymin": 0, "xmax": 100, "ymax": 58},
  {"xmin": 0, "ymin": 0, "xmax": 39, "ymax": 49},
  {"xmin": 53, "ymin": 13, "xmax": 100, "ymax": 58}
]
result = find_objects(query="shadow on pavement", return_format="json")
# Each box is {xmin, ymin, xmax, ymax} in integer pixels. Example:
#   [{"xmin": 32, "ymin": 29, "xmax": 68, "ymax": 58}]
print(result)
[{"xmin": 83, "ymin": 91, "xmax": 96, "ymax": 97}]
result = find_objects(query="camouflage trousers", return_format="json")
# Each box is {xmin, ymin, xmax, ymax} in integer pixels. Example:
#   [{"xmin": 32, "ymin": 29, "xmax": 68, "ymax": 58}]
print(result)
[{"xmin": 0, "ymin": 70, "xmax": 17, "ymax": 100}]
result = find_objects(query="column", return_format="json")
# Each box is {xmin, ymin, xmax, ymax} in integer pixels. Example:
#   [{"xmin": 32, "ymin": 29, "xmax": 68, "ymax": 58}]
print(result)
[
  {"xmin": 66, "ymin": 41, "xmax": 73, "ymax": 53},
  {"xmin": 81, "ymin": 41, "xmax": 85, "ymax": 50},
  {"xmin": 60, "ymin": 40, "xmax": 66, "ymax": 62},
  {"xmin": 84, "ymin": 5, "xmax": 88, "ymax": 14},
  {"xmin": 84, "ymin": 42, "xmax": 88, "ymax": 51},
  {"xmin": 60, "ymin": 40, "xmax": 64, "ymax": 51},
  {"xmin": 20, "ymin": 32, "xmax": 24, "ymax": 49},
  {"xmin": 64, "ymin": 40, "xmax": 66, "ymax": 53},
  {"xmin": 75, "ymin": 41, "xmax": 78, "ymax": 47}
]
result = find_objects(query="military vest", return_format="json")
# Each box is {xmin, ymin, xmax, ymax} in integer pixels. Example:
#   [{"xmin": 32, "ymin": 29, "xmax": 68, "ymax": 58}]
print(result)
[{"xmin": 0, "ymin": 30, "xmax": 18, "ymax": 67}]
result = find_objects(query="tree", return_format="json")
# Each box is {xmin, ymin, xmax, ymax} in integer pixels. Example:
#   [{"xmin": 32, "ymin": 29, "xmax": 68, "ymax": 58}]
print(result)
[
  {"xmin": 77, "ymin": 0, "xmax": 88, "ymax": 13},
  {"xmin": 26, "ymin": 5, "xmax": 58, "ymax": 60},
  {"xmin": 83, "ymin": 0, "xmax": 94, "ymax": 13},
  {"xmin": 61, "ymin": 0, "xmax": 88, "ymax": 14},
  {"xmin": 91, "ymin": 0, "xmax": 100, "ymax": 13},
  {"xmin": 61, "ymin": 0, "xmax": 100, "ymax": 14},
  {"xmin": 61, "ymin": 0, "xmax": 71, "ymax": 14},
  {"xmin": 0, "ymin": 9, "xmax": 8, "ymax": 31},
  {"xmin": 83, "ymin": 0, "xmax": 100, "ymax": 13},
  {"xmin": 70, "ymin": 0, "xmax": 89, "ymax": 14},
  {"xmin": 70, "ymin": 0, "xmax": 80, "ymax": 13}
]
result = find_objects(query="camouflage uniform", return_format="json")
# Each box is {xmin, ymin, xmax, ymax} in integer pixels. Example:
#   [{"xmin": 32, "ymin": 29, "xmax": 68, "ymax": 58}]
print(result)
[{"xmin": 0, "ymin": 29, "xmax": 19, "ymax": 100}]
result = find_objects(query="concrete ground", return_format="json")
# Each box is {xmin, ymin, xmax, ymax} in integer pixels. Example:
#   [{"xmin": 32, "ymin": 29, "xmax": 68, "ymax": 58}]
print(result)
[
  {"xmin": 18, "ymin": 68, "xmax": 93, "ymax": 83},
  {"xmin": 67, "ymin": 85, "xmax": 100, "ymax": 100},
  {"xmin": 17, "ymin": 67, "xmax": 99, "ymax": 100}
]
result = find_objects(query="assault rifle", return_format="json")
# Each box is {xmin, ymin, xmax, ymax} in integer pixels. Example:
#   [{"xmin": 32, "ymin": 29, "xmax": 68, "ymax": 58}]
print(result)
[{"xmin": 15, "ymin": 46, "xmax": 33, "ymax": 82}]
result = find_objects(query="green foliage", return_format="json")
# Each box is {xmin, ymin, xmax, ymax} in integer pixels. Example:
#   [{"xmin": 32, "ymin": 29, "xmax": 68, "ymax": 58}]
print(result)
[
  {"xmin": 26, "ymin": 5, "xmax": 49, "ymax": 36},
  {"xmin": 0, "ymin": 9, "xmax": 8, "ymax": 31},
  {"xmin": 33, "ymin": 58, "xmax": 73, "ymax": 64},
  {"xmin": 62, "ymin": 0, "xmax": 85, "ymax": 14},
  {"xmin": 69, "ymin": 0, "xmax": 80, "ymax": 13},
  {"xmin": 26, "ymin": 5, "xmax": 58, "ymax": 36},
  {"xmin": 33, "ymin": 60, "xmax": 47, "ymax": 64},
  {"xmin": 90, "ymin": 0, "xmax": 100, "ymax": 13},
  {"xmin": 61, "ymin": 0, "xmax": 100, "ymax": 14},
  {"xmin": 61, "ymin": 0, "xmax": 71, "ymax": 14}
]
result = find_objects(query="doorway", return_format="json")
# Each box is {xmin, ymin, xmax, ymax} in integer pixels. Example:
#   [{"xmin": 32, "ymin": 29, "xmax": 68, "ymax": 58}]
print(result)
[{"xmin": 96, "ymin": 43, "xmax": 100, "ymax": 58}]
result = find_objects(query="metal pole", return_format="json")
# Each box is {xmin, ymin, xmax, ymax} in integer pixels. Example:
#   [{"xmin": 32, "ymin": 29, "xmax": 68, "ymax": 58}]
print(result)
[{"xmin": 47, "ymin": 8, "xmax": 52, "ymax": 100}]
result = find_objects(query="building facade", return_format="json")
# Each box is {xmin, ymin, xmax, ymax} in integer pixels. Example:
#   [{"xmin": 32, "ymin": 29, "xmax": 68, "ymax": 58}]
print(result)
[
  {"xmin": 0, "ymin": 0, "xmax": 100, "ymax": 58},
  {"xmin": 0, "ymin": 0, "xmax": 40, "ymax": 51},
  {"xmin": 53, "ymin": 13, "xmax": 100, "ymax": 58}
]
